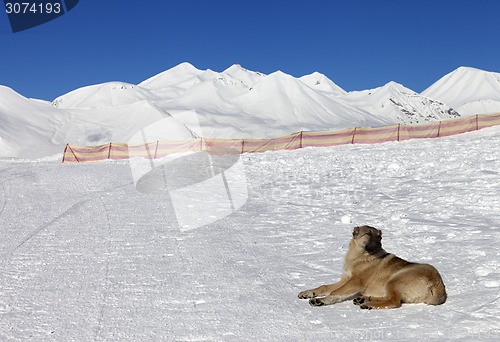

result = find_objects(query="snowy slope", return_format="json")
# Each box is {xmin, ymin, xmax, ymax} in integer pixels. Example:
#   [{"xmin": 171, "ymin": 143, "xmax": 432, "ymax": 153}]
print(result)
[
  {"xmin": 231, "ymin": 71, "xmax": 388, "ymax": 134},
  {"xmin": 145, "ymin": 68, "xmax": 391, "ymax": 139},
  {"xmin": 223, "ymin": 64, "xmax": 266, "ymax": 90},
  {"xmin": 61, "ymin": 102, "xmax": 196, "ymax": 147},
  {"xmin": 0, "ymin": 86, "xmax": 72, "ymax": 158},
  {"xmin": 0, "ymin": 86, "xmax": 196, "ymax": 158},
  {"xmin": 422, "ymin": 67, "xmax": 500, "ymax": 116},
  {"xmin": 139, "ymin": 62, "xmax": 220, "ymax": 100},
  {"xmin": 5, "ymin": 63, "xmax": 500, "ymax": 159},
  {"xmin": 340, "ymin": 82, "xmax": 460, "ymax": 124},
  {"xmin": 0, "ymin": 125, "xmax": 499, "ymax": 341},
  {"xmin": 52, "ymin": 82, "xmax": 158, "ymax": 109},
  {"xmin": 299, "ymin": 71, "xmax": 347, "ymax": 95}
]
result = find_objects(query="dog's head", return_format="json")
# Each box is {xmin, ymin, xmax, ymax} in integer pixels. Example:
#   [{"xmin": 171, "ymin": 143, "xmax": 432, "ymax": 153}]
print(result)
[{"xmin": 352, "ymin": 225, "xmax": 382, "ymax": 253}]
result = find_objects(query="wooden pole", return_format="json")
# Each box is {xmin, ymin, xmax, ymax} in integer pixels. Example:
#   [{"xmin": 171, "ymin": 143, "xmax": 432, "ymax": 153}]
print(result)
[{"xmin": 107, "ymin": 143, "xmax": 112, "ymax": 159}]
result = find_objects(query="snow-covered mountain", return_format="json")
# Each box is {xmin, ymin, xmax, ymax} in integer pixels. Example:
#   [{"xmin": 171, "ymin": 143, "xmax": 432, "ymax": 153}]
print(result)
[
  {"xmin": 0, "ymin": 85, "xmax": 72, "ymax": 158},
  {"xmin": 299, "ymin": 71, "xmax": 347, "ymax": 95},
  {"xmin": 1, "ymin": 63, "xmax": 499, "ymax": 159},
  {"xmin": 422, "ymin": 66, "xmax": 500, "ymax": 116},
  {"xmin": 339, "ymin": 81, "xmax": 460, "ymax": 124},
  {"xmin": 1, "ymin": 85, "xmax": 195, "ymax": 158},
  {"xmin": 151, "ymin": 69, "xmax": 389, "ymax": 139},
  {"xmin": 52, "ymin": 82, "xmax": 158, "ymax": 109},
  {"xmin": 139, "ymin": 62, "xmax": 219, "ymax": 100}
]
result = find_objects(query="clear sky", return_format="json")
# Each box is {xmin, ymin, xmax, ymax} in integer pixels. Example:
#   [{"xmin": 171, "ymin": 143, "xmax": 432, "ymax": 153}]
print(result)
[{"xmin": 1, "ymin": 0, "xmax": 500, "ymax": 100}]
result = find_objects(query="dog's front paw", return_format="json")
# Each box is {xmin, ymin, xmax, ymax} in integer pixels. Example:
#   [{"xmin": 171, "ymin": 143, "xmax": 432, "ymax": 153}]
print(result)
[
  {"xmin": 352, "ymin": 296, "xmax": 373, "ymax": 310},
  {"xmin": 353, "ymin": 296, "xmax": 373, "ymax": 310},
  {"xmin": 353, "ymin": 297, "xmax": 365, "ymax": 306},
  {"xmin": 309, "ymin": 298, "xmax": 325, "ymax": 307},
  {"xmin": 298, "ymin": 290, "xmax": 317, "ymax": 299}
]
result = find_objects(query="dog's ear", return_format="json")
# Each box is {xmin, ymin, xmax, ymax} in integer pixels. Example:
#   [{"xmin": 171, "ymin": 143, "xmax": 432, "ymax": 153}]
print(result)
[{"xmin": 376, "ymin": 229, "xmax": 382, "ymax": 240}]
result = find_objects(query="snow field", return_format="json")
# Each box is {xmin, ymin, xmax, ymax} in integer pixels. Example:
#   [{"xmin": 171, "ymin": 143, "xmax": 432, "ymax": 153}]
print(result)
[{"xmin": 0, "ymin": 127, "xmax": 499, "ymax": 341}]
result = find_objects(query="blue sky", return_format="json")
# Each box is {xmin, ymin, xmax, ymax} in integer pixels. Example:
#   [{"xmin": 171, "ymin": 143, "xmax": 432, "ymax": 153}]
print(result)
[{"xmin": 1, "ymin": 0, "xmax": 500, "ymax": 100}]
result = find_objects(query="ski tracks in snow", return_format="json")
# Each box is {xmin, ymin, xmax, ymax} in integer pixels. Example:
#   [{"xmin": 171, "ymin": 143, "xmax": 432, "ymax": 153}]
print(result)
[{"xmin": 0, "ymin": 127, "xmax": 500, "ymax": 341}]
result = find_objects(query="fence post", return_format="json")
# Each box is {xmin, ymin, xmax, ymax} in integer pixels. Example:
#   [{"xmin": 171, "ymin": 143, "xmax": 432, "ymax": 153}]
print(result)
[
  {"xmin": 351, "ymin": 127, "xmax": 357, "ymax": 144},
  {"xmin": 437, "ymin": 121, "xmax": 441, "ymax": 138},
  {"xmin": 154, "ymin": 140, "xmax": 159, "ymax": 159},
  {"xmin": 299, "ymin": 131, "xmax": 303, "ymax": 149},
  {"xmin": 241, "ymin": 139, "xmax": 245, "ymax": 154},
  {"xmin": 62, "ymin": 144, "xmax": 69, "ymax": 163},
  {"xmin": 397, "ymin": 124, "xmax": 401, "ymax": 141},
  {"xmin": 476, "ymin": 114, "xmax": 479, "ymax": 131},
  {"xmin": 67, "ymin": 144, "xmax": 79, "ymax": 163},
  {"xmin": 107, "ymin": 143, "xmax": 112, "ymax": 159}
]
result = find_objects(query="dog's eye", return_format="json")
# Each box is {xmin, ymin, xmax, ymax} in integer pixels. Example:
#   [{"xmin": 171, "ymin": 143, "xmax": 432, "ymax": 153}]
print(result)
[{"xmin": 367, "ymin": 231, "xmax": 373, "ymax": 236}]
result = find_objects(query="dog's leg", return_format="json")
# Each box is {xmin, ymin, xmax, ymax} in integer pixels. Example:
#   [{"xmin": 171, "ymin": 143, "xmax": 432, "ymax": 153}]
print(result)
[
  {"xmin": 353, "ymin": 287, "xmax": 402, "ymax": 310},
  {"xmin": 307, "ymin": 278, "xmax": 362, "ymax": 306},
  {"xmin": 298, "ymin": 278, "xmax": 348, "ymax": 299},
  {"xmin": 309, "ymin": 292, "xmax": 360, "ymax": 306}
]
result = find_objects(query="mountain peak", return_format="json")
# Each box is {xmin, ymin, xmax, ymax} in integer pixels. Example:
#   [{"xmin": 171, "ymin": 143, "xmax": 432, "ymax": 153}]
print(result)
[
  {"xmin": 299, "ymin": 72, "xmax": 346, "ymax": 94},
  {"xmin": 422, "ymin": 66, "xmax": 500, "ymax": 114},
  {"xmin": 224, "ymin": 64, "xmax": 248, "ymax": 74},
  {"xmin": 269, "ymin": 70, "xmax": 291, "ymax": 78},
  {"xmin": 382, "ymin": 81, "xmax": 413, "ymax": 93},
  {"xmin": 52, "ymin": 81, "xmax": 155, "ymax": 109},
  {"xmin": 221, "ymin": 64, "xmax": 265, "ymax": 88},
  {"xmin": 454, "ymin": 66, "xmax": 484, "ymax": 73},
  {"xmin": 168, "ymin": 62, "xmax": 201, "ymax": 74},
  {"xmin": 139, "ymin": 62, "xmax": 203, "ymax": 90}
]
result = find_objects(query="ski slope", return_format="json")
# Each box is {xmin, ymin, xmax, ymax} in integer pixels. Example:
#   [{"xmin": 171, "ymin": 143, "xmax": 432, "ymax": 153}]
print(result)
[{"xmin": 1, "ymin": 126, "xmax": 499, "ymax": 341}]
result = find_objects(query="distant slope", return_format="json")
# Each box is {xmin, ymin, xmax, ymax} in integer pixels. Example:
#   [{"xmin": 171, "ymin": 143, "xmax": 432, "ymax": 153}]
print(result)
[
  {"xmin": 422, "ymin": 67, "xmax": 500, "ymax": 116},
  {"xmin": 139, "ymin": 62, "xmax": 218, "ymax": 100},
  {"xmin": 0, "ymin": 85, "xmax": 71, "ymax": 158},
  {"xmin": 61, "ymin": 103, "xmax": 196, "ymax": 147},
  {"xmin": 341, "ymin": 82, "xmax": 459, "ymax": 124},
  {"xmin": 0, "ymin": 85, "xmax": 195, "ymax": 158},
  {"xmin": 234, "ymin": 71, "xmax": 388, "ymax": 132},
  {"xmin": 5, "ymin": 63, "xmax": 500, "ymax": 159},
  {"xmin": 151, "ymin": 69, "xmax": 390, "ymax": 139},
  {"xmin": 52, "ymin": 82, "xmax": 158, "ymax": 109},
  {"xmin": 299, "ymin": 72, "xmax": 347, "ymax": 95}
]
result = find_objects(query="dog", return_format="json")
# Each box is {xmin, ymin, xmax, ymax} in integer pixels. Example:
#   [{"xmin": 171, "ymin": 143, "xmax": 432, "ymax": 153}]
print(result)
[{"xmin": 298, "ymin": 225, "xmax": 447, "ymax": 309}]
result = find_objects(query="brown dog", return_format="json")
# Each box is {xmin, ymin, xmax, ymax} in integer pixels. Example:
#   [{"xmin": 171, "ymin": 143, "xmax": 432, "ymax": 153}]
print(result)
[{"xmin": 298, "ymin": 225, "xmax": 447, "ymax": 309}]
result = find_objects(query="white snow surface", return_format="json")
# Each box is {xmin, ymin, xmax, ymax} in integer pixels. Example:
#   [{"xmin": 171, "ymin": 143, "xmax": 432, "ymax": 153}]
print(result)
[
  {"xmin": 2, "ymin": 63, "xmax": 483, "ymax": 159},
  {"xmin": 1, "ymin": 126, "xmax": 499, "ymax": 341},
  {"xmin": 423, "ymin": 67, "xmax": 500, "ymax": 116},
  {"xmin": 338, "ymin": 81, "xmax": 460, "ymax": 124}
]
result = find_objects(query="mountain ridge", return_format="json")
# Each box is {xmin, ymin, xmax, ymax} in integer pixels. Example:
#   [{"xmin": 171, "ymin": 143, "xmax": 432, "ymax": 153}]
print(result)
[
  {"xmin": 1, "ymin": 64, "xmax": 499, "ymax": 158},
  {"xmin": 422, "ymin": 66, "xmax": 500, "ymax": 116}
]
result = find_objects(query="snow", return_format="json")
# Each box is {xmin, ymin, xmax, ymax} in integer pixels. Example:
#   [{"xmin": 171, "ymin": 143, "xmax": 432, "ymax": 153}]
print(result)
[
  {"xmin": 52, "ymin": 82, "xmax": 158, "ymax": 109},
  {"xmin": 1, "ymin": 125, "xmax": 499, "ymax": 341},
  {"xmin": 339, "ymin": 81, "xmax": 460, "ymax": 124},
  {"xmin": 0, "ymin": 85, "xmax": 72, "ymax": 159},
  {"xmin": 422, "ymin": 66, "xmax": 500, "ymax": 116},
  {"xmin": 140, "ymin": 62, "xmax": 205, "ymax": 89},
  {"xmin": 5, "ymin": 63, "xmax": 494, "ymax": 159},
  {"xmin": 299, "ymin": 71, "xmax": 347, "ymax": 95}
]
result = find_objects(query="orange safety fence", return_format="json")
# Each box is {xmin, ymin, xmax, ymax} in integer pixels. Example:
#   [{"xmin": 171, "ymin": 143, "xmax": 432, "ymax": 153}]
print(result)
[{"xmin": 62, "ymin": 113, "xmax": 500, "ymax": 163}]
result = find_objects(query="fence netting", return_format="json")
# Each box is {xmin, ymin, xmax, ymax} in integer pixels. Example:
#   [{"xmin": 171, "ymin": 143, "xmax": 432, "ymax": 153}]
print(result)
[{"xmin": 62, "ymin": 113, "xmax": 500, "ymax": 163}]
